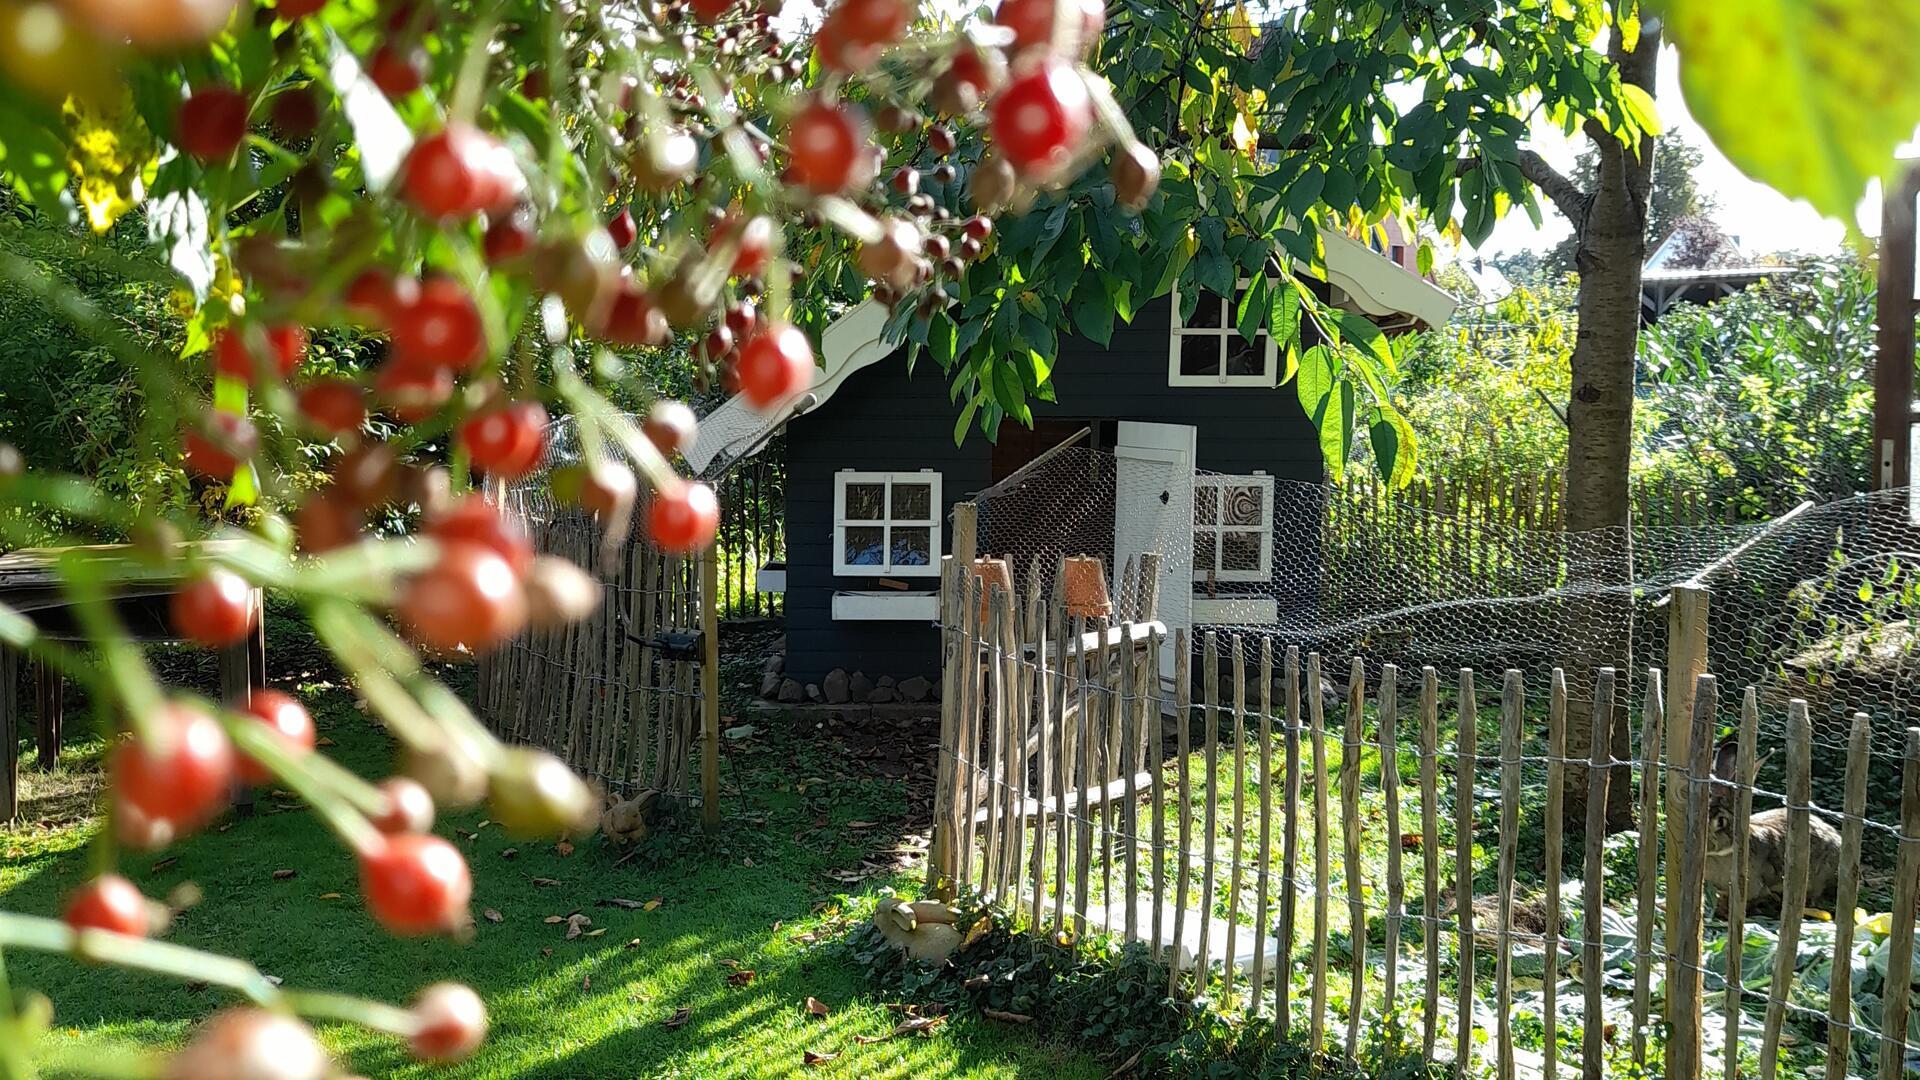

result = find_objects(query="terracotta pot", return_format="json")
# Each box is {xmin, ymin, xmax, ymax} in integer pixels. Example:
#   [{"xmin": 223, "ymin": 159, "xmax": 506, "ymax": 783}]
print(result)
[
  {"xmin": 1062, "ymin": 555, "xmax": 1111, "ymax": 618},
  {"xmin": 970, "ymin": 557, "xmax": 1013, "ymax": 625}
]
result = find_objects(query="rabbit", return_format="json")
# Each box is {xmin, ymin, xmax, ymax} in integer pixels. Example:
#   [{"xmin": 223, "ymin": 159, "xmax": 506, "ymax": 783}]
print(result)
[{"xmin": 1701, "ymin": 739, "xmax": 1844, "ymax": 919}]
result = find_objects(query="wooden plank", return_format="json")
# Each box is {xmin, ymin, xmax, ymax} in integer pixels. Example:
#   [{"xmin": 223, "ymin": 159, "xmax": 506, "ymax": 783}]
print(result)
[
  {"xmin": 1455, "ymin": 668, "xmax": 1477, "ymax": 1078},
  {"xmin": 1251, "ymin": 639, "xmax": 1275, "ymax": 1016},
  {"xmin": 1002, "ymin": 587, "xmax": 1027, "ymax": 909},
  {"xmin": 1342, "ymin": 656, "xmax": 1366, "ymax": 1058},
  {"xmin": 1725, "ymin": 687, "xmax": 1761, "ymax": 1080},
  {"xmin": 1758, "ymin": 700, "xmax": 1814, "ymax": 1080},
  {"xmin": 1582, "ymin": 669, "xmax": 1617, "ymax": 1080},
  {"xmin": 1880, "ymin": 726, "xmax": 1920, "ymax": 1080},
  {"xmin": 1495, "ymin": 670, "xmax": 1524, "ymax": 1080},
  {"xmin": 1628, "ymin": 668, "xmax": 1662, "ymax": 1067},
  {"xmin": 1310, "ymin": 652, "xmax": 1330, "ymax": 1053},
  {"xmin": 1278, "ymin": 645, "xmax": 1303, "ymax": 1030},
  {"xmin": 1148, "ymin": 626, "xmax": 1167, "ymax": 958},
  {"xmin": 1093, "ymin": 612, "xmax": 1113, "ymax": 934},
  {"xmin": 1827, "ymin": 712, "xmax": 1872, "ymax": 1080},
  {"xmin": 958, "ymin": 575, "xmax": 983, "ymax": 897},
  {"xmin": 1123, "ymin": 618, "xmax": 1146, "ymax": 942},
  {"xmin": 0, "ymin": 646, "xmax": 15, "ymax": 823},
  {"xmin": 1664, "ymin": 582, "xmax": 1710, "ymax": 1051},
  {"xmin": 1052, "ymin": 563, "xmax": 1071, "ymax": 934},
  {"xmin": 700, "ymin": 552, "xmax": 720, "ymax": 830},
  {"xmin": 1379, "ymin": 664, "xmax": 1402, "ymax": 1025},
  {"xmin": 1198, "ymin": 632, "xmax": 1221, "ymax": 998},
  {"xmin": 1224, "ymin": 635, "xmax": 1247, "ymax": 1005},
  {"xmin": 1671, "ymin": 672, "xmax": 1716, "ymax": 1080},
  {"xmin": 1030, "ymin": 587, "xmax": 1051, "ymax": 931},
  {"xmin": 1073, "ymin": 610, "xmax": 1095, "ymax": 933},
  {"xmin": 980, "ymin": 585, "xmax": 1007, "ymax": 902},
  {"xmin": 1546, "ymin": 669, "xmax": 1570, "ymax": 1080},
  {"xmin": 1420, "ymin": 666, "xmax": 1440, "ymax": 1059},
  {"xmin": 1168, "ymin": 629, "xmax": 1192, "ymax": 995},
  {"xmin": 930, "ymin": 559, "xmax": 960, "ymax": 898}
]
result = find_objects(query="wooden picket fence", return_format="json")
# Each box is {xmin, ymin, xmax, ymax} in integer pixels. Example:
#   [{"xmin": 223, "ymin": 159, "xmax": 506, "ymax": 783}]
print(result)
[{"xmin": 925, "ymin": 554, "xmax": 1920, "ymax": 1080}]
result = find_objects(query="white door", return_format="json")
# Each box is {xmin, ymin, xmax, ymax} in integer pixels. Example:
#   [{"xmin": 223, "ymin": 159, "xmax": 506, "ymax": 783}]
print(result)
[{"xmin": 1113, "ymin": 421, "xmax": 1195, "ymax": 677}]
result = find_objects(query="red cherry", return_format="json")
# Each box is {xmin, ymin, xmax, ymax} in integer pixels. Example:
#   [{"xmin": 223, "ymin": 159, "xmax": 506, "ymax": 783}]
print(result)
[
  {"xmin": 409, "ymin": 983, "xmax": 489, "ymax": 1062},
  {"xmin": 606, "ymin": 207, "xmax": 637, "ymax": 250},
  {"xmin": 724, "ymin": 300, "xmax": 757, "ymax": 342},
  {"xmin": 109, "ymin": 703, "xmax": 235, "ymax": 843},
  {"xmin": 427, "ymin": 495, "xmax": 534, "ymax": 575},
  {"xmin": 484, "ymin": 207, "xmax": 535, "ymax": 264},
  {"xmin": 736, "ymin": 323, "xmax": 814, "ymax": 410},
  {"xmin": 643, "ymin": 400, "xmax": 698, "ymax": 455},
  {"xmin": 601, "ymin": 285, "xmax": 669, "ymax": 347},
  {"xmin": 943, "ymin": 46, "xmax": 1002, "ymax": 107},
  {"xmin": 519, "ymin": 68, "xmax": 546, "ymax": 101},
  {"xmin": 171, "ymin": 567, "xmax": 255, "ymax": 647},
  {"xmin": 271, "ymin": 87, "xmax": 321, "ymax": 138},
  {"xmin": 716, "ymin": 214, "xmax": 773, "ymax": 277},
  {"xmin": 963, "ymin": 215, "xmax": 993, "ymax": 241},
  {"xmin": 345, "ymin": 268, "xmax": 407, "ymax": 324},
  {"xmin": 298, "ymin": 378, "xmax": 367, "ymax": 436},
  {"xmin": 330, "ymin": 443, "xmax": 400, "ymax": 509},
  {"xmin": 459, "ymin": 401, "xmax": 548, "ymax": 479},
  {"xmin": 294, "ymin": 492, "xmax": 363, "ymax": 555},
  {"xmin": 569, "ymin": 461, "xmax": 637, "ymax": 518},
  {"xmin": 829, "ymin": 0, "xmax": 910, "ymax": 48},
  {"xmin": 785, "ymin": 101, "xmax": 872, "ymax": 195},
  {"xmin": 398, "ymin": 542, "xmax": 527, "ymax": 653},
  {"xmin": 177, "ymin": 87, "xmax": 250, "ymax": 161},
  {"xmin": 990, "ymin": 60, "xmax": 1092, "ymax": 176},
  {"xmin": 374, "ymin": 362, "xmax": 455, "ymax": 422},
  {"xmin": 686, "ymin": 0, "xmax": 732, "ymax": 21},
  {"xmin": 234, "ymin": 689, "xmax": 316, "ymax": 786},
  {"xmin": 647, "ymin": 482, "xmax": 718, "ymax": 554},
  {"xmin": 389, "ymin": 277, "xmax": 486, "ymax": 371},
  {"xmin": 357, "ymin": 833, "xmax": 472, "ymax": 935},
  {"xmin": 400, "ymin": 126, "xmax": 521, "ymax": 219},
  {"xmin": 995, "ymin": 0, "xmax": 1104, "ymax": 55},
  {"xmin": 64, "ymin": 874, "xmax": 150, "ymax": 937},
  {"xmin": 371, "ymin": 776, "xmax": 436, "ymax": 834},
  {"xmin": 213, "ymin": 324, "xmax": 306, "ymax": 385},
  {"xmin": 182, "ymin": 412, "xmax": 259, "ymax": 479},
  {"xmin": 812, "ymin": 16, "xmax": 879, "ymax": 73},
  {"xmin": 698, "ymin": 324, "xmax": 735, "ymax": 364},
  {"xmin": 165, "ymin": 1008, "xmax": 330, "ymax": 1080},
  {"xmin": 368, "ymin": 43, "xmax": 426, "ymax": 98},
  {"xmin": 278, "ymin": 0, "xmax": 328, "ymax": 16}
]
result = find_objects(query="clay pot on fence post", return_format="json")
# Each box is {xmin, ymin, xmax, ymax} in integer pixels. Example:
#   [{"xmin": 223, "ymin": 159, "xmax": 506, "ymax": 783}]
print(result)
[
  {"xmin": 1062, "ymin": 555, "xmax": 1112, "ymax": 619},
  {"xmin": 970, "ymin": 557, "xmax": 1013, "ymax": 624}
]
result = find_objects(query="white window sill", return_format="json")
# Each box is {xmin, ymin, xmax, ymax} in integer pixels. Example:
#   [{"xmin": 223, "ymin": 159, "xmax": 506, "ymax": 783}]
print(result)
[
  {"xmin": 1192, "ymin": 596, "xmax": 1279, "ymax": 625},
  {"xmin": 832, "ymin": 591, "xmax": 939, "ymax": 621}
]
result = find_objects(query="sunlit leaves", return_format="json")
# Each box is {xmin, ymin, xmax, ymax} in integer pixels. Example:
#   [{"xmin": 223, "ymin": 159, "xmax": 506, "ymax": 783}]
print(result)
[{"xmin": 1662, "ymin": 0, "xmax": 1920, "ymax": 225}]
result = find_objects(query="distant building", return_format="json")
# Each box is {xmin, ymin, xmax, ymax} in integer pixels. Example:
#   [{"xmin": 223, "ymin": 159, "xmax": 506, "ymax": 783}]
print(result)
[{"xmin": 1640, "ymin": 216, "xmax": 1799, "ymax": 323}]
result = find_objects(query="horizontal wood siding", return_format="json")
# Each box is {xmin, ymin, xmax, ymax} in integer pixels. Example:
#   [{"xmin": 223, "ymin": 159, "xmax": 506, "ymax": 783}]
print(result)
[{"xmin": 781, "ymin": 295, "xmax": 1321, "ymax": 683}]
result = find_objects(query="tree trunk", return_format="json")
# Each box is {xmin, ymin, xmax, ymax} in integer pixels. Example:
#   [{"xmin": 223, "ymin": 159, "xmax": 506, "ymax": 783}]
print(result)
[{"xmin": 1561, "ymin": 27, "xmax": 1660, "ymax": 834}]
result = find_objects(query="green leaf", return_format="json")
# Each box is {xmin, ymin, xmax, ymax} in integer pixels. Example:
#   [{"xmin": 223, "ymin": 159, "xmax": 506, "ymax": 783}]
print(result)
[
  {"xmin": 1618, "ymin": 83, "xmax": 1663, "ymax": 137},
  {"xmin": 1664, "ymin": 0, "xmax": 1920, "ymax": 223},
  {"xmin": 1234, "ymin": 275, "xmax": 1268, "ymax": 344},
  {"xmin": 954, "ymin": 393, "xmax": 981, "ymax": 445},
  {"xmin": 1072, "ymin": 288, "xmax": 1116, "ymax": 346},
  {"xmin": 0, "ymin": 101, "xmax": 73, "ymax": 224},
  {"xmin": 1369, "ymin": 406, "xmax": 1418, "ymax": 488}
]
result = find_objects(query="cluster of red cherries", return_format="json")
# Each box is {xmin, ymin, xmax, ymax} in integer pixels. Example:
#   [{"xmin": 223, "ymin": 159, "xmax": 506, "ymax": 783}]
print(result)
[{"xmin": 25, "ymin": 0, "xmax": 1160, "ymax": 1072}]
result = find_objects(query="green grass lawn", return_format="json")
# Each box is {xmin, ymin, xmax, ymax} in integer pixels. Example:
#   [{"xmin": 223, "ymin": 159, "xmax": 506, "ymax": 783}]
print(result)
[{"xmin": 1, "ymin": 652, "xmax": 1104, "ymax": 1079}]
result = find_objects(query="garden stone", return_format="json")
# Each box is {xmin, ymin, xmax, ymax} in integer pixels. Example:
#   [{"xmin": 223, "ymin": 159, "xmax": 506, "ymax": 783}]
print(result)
[
  {"xmin": 898, "ymin": 676, "xmax": 932, "ymax": 703},
  {"xmin": 763, "ymin": 653, "xmax": 784, "ymax": 675},
  {"xmin": 848, "ymin": 671, "xmax": 874, "ymax": 701},
  {"xmin": 823, "ymin": 668, "xmax": 851, "ymax": 704},
  {"xmin": 868, "ymin": 686, "xmax": 897, "ymax": 704},
  {"xmin": 777, "ymin": 678, "xmax": 805, "ymax": 704},
  {"xmin": 758, "ymin": 671, "xmax": 781, "ymax": 699},
  {"xmin": 876, "ymin": 675, "xmax": 896, "ymax": 689},
  {"xmin": 806, "ymin": 683, "xmax": 823, "ymax": 703}
]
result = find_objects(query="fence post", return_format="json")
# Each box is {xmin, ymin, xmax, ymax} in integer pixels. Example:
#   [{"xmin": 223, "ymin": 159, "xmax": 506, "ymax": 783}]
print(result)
[
  {"xmin": 700, "ymin": 550, "xmax": 721, "ymax": 831},
  {"xmin": 1881, "ymin": 727, "xmax": 1920, "ymax": 1080},
  {"xmin": 1663, "ymin": 582, "xmax": 1709, "ymax": 1031},
  {"xmin": 952, "ymin": 500, "xmax": 978, "ymax": 571},
  {"xmin": 1670, "ymin": 672, "xmax": 1717, "ymax": 1080},
  {"xmin": 930, "ymin": 557, "xmax": 961, "ymax": 900}
]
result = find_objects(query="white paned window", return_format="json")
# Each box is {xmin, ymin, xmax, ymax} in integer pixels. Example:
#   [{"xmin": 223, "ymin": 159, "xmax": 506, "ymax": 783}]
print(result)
[
  {"xmin": 1193, "ymin": 473, "xmax": 1274, "ymax": 582},
  {"xmin": 1168, "ymin": 280, "xmax": 1279, "ymax": 387},
  {"xmin": 834, "ymin": 470, "xmax": 942, "ymax": 577}
]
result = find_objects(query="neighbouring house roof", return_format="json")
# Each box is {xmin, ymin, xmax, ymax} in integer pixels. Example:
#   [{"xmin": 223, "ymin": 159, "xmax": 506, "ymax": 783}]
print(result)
[{"xmin": 685, "ymin": 227, "xmax": 1457, "ymax": 474}]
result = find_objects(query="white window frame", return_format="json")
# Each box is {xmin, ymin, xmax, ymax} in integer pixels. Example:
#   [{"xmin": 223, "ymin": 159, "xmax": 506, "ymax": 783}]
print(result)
[
  {"xmin": 1168, "ymin": 279, "xmax": 1279, "ymax": 388},
  {"xmin": 1192, "ymin": 472, "xmax": 1274, "ymax": 583},
  {"xmin": 833, "ymin": 470, "xmax": 942, "ymax": 577}
]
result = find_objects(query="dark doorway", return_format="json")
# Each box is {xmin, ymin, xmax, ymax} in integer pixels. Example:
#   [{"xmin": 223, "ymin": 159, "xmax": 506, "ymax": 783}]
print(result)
[{"xmin": 989, "ymin": 418, "xmax": 1116, "ymax": 483}]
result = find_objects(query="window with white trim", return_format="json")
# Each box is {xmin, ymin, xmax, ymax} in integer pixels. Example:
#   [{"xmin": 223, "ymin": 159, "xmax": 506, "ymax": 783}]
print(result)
[
  {"xmin": 834, "ymin": 470, "xmax": 942, "ymax": 577},
  {"xmin": 1193, "ymin": 473, "xmax": 1273, "ymax": 583},
  {"xmin": 1168, "ymin": 280, "xmax": 1279, "ymax": 387}
]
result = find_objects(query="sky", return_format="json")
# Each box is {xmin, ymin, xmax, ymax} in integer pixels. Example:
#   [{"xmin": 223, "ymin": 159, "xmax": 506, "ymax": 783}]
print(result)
[{"xmin": 1473, "ymin": 46, "xmax": 1894, "ymax": 261}]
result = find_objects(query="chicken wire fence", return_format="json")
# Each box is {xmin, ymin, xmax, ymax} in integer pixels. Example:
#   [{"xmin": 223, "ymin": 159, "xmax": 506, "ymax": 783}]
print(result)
[{"xmin": 927, "ymin": 563, "xmax": 1920, "ymax": 1080}]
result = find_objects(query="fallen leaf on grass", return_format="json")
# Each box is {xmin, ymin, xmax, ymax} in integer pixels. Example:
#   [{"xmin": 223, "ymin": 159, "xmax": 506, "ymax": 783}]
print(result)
[
  {"xmin": 662, "ymin": 1007, "xmax": 692, "ymax": 1029},
  {"xmin": 805, "ymin": 997, "xmax": 831, "ymax": 1018},
  {"xmin": 315, "ymin": 736, "xmax": 335, "ymax": 747},
  {"xmin": 565, "ymin": 914, "xmax": 592, "ymax": 940},
  {"xmin": 1105, "ymin": 1048, "xmax": 1145, "ymax": 1078},
  {"xmin": 959, "ymin": 917, "xmax": 991, "ymax": 952},
  {"xmin": 725, "ymin": 970, "xmax": 756, "ymax": 987},
  {"xmin": 585, "ymin": 928, "xmax": 607, "ymax": 938},
  {"xmin": 483, "ymin": 908, "xmax": 504, "ymax": 924},
  {"xmin": 555, "ymin": 840, "xmax": 575, "ymax": 857},
  {"xmin": 271, "ymin": 869, "xmax": 296, "ymax": 881},
  {"xmin": 624, "ymin": 938, "xmax": 643, "ymax": 949},
  {"xmin": 149, "ymin": 858, "xmax": 178, "ymax": 875},
  {"xmin": 318, "ymin": 893, "xmax": 341, "ymax": 901},
  {"xmin": 803, "ymin": 1050, "xmax": 839, "ymax": 1066},
  {"xmin": 599, "ymin": 897, "xmax": 645, "ymax": 910},
  {"xmin": 853, "ymin": 1015, "xmax": 946, "ymax": 1043},
  {"xmin": 543, "ymin": 916, "xmax": 565, "ymax": 924},
  {"xmin": 643, "ymin": 897, "xmax": 662, "ymax": 911},
  {"xmin": 501, "ymin": 848, "xmax": 519, "ymax": 860},
  {"xmin": 582, "ymin": 975, "xmax": 591, "ymax": 991},
  {"xmin": 540, "ymin": 948, "xmax": 553, "ymax": 957},
  {"xmin": 981, "ymin": 1008, "xmax": 1033, "ymax": 1024},
  {"xmin": 846, "ymin": 821, "xmax": 877, "ymax": 829}
]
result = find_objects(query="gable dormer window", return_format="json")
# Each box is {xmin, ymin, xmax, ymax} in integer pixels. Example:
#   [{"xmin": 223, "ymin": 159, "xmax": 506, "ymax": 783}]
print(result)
[{"xmin": 1167, "ymin": 281, "xmax": 1279, "ymax": 387}]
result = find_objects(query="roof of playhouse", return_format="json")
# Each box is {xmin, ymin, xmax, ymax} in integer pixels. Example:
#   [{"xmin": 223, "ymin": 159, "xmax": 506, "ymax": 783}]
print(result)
[{"xmin": 685, "ymin": 226, "xmax": 1457, "ymax": 474}]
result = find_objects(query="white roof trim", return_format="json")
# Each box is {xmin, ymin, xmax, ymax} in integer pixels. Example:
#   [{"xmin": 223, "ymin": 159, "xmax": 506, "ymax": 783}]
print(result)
[
  {"xmin": 1317, "ymin": 228, "xmax": 1458, "ymax": 330},
  {"xmin": 684, "ymin": 299, "xmax": 896, "ymax": 473}
]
